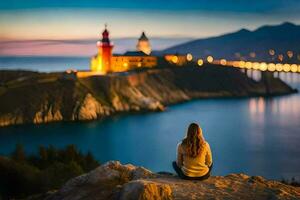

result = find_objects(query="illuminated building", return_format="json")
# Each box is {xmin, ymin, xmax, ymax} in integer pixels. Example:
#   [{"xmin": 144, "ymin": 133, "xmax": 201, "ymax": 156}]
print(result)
[
  {"xmin": 90, "ymin": 25, "xmax": 157, "ymax": 74},
  {"xmin": 136, "ymin": 32, "xmax": 152, "ymax": 55},
  {"xmin": 91, "ymin": 24, "xmax": 114, "ymax": 73},
  {"xmin": 111, "ymin": 51, "xmax": 157, "ymax": 72}
]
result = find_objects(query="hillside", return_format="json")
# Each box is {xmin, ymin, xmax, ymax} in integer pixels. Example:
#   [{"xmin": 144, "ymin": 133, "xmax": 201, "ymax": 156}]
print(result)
[
  {"xmin": 0, "ymin": 65, "xmax": 296, "ymax": 127},
  {"xmin": 43, "ymin": 161, "xmax": 300, "ymax": 200},
  {"xmin": 161, "ymin": 22, "xmax": 300, "ymax": 62}
]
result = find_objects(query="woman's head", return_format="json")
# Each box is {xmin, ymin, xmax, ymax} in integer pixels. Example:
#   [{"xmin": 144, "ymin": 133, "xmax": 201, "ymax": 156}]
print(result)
[{"xmin": 182, "ymin": 123, "xmax": 205, "ymax": 158}]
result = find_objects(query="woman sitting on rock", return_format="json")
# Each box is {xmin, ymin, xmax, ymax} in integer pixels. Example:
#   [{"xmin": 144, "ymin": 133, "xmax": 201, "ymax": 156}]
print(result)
[{"xmin": 173, "ymin": 123, "xmax": 213, "ymax": 180}]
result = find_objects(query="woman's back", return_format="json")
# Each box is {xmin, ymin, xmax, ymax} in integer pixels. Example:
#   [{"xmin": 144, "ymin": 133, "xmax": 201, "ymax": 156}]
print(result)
[{"xmin": 177, "ymin": 141, "xmax": 212, "ymax": 177}]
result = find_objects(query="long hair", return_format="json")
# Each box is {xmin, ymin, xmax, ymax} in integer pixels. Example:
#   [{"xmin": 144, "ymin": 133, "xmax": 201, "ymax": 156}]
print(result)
[{"xmin": 182, "ymin": 123, "xmax": 206, "ymax": 158}]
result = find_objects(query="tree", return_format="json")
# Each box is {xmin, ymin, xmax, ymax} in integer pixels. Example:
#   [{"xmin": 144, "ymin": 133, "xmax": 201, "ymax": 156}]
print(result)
[
  {"xmin": 64, "ymin": 144, "xmax": 78, "ymax": 162},
  {"xmin": 46, "ymin": 145, "xmax": 58, "ymax": 163},
  {"xmin": 84, "ymin": 151, "xmax": 99, "ymax": 171},
  {"xmin": 1, "ymin": 144, "xmax": 100, "ymax": 199},
  {"xmin": 11, "ymin": 143, "xmax": 26, "ymax": 163},
  {"xmin": 37, "ymin": 145, "xmax": 49, "ymax": 169}
]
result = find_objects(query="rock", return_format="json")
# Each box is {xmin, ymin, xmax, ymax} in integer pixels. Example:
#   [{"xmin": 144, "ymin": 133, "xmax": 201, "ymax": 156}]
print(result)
[
  {"xmin": 46, "ymin": 161, "xmax": 155, "ymax": 200},
  {"xmin": 0, "ymin": 113, "xmax": 23, "ymax": 126},
  {"xmin": 0, "ymin": 67, "xmax": 296, "ymax": 127},
  {"xmin": 46, "ymin": 161, "xmax": 300, "ymax": 200},
  {"xmin": 119, "ymin": 180, "xmax": 172, "ymax": 200},
  {"xmin": 77, "ymin": 93, "xmax": 111, "ymax": 120},
  {"xmin": 33, "ymin": 103, "xmax": 63, "ymax": 124}
]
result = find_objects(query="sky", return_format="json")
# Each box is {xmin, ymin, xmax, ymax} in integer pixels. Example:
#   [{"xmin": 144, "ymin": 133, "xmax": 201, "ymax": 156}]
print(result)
[{"xmin": 1, "ymin": 0, "xmax": 300, "ymax": 56}]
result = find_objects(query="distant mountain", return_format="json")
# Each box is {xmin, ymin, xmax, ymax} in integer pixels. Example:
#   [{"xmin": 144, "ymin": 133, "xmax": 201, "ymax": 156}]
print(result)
[{"xmin": 160, "ymin": 22, "xmax": 300, "ymax": 63}]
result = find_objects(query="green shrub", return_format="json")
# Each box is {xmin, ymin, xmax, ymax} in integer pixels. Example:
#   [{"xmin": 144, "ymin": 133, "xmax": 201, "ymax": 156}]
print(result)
[
  {"xmin": 0, "ymin": 144, "xmax": 100, "ymax": 199},
  {"xmin": 0, "ymin": 156, "xmax": 41, "ymax": 198}
]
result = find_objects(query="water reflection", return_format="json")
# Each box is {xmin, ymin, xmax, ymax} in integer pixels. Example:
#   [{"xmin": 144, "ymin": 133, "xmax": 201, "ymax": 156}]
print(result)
[
  {"xmin": 246, "ymin": 77, "xmax": 300, "ymax": 180},
  {"xmin": 247, "ymin": 98, "xmax": 265, "ymax": 150},
  {"xmin": 249, "ymin": 93, "xmax": 300, "ymax": 119},
  {"xmin": 0, "ymin": 74, "xmax": 299, "ymax": 180},
  {"xmin": 249, "ymin": 97, "xmax": 266, "ymax": 115}
]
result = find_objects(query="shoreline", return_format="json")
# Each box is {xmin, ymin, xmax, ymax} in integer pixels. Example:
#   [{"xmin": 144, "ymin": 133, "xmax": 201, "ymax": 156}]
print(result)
[
  {"xmin": 0, "ymin": 66, "xmax": 297, "ymax": 127},
  {"xmin": 0, "ymin": 91, "xmax": 297, "ymax": 129}
]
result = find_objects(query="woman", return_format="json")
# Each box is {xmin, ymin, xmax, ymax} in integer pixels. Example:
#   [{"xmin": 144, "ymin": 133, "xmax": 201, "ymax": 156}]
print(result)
[{"xmin": 173, "ymin": 123, "xmax": 213, "ymax": 180}]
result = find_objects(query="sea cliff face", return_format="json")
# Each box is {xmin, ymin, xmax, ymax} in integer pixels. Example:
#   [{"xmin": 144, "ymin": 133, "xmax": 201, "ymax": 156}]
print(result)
[
  {"xmin": 43, "ymin": 161, "xmax": 300, "ymax": 200},
  {"xmin": 0, "ymin": 65, "xmax": 296, "ymax": 127}
]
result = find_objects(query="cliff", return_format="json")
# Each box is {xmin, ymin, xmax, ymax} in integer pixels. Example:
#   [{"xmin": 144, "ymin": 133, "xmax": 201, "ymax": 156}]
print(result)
[
  {"xmin": 0, "ymin": 65, "xmax": 296, "ymax": 127},
  {"xmin": 42, "ymin": 161, "xmax": 300, "ymax": 200}
]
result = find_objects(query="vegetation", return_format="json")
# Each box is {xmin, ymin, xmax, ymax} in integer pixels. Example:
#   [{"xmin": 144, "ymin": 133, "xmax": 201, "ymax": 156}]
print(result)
[{"xmin": 0, "ymin": 144, "xmax": 100, "ymax": 199}]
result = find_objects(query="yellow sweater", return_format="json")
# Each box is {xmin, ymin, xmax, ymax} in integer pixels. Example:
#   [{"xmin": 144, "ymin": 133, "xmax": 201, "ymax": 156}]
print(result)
[{"xmin": 177, "ymin": 141, "xmax": 213, "ymax": 177}]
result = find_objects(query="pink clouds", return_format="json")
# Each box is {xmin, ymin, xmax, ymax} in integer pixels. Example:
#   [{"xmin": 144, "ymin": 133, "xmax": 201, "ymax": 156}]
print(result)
[
  {"xmin": 0, "ymin": 38, "xmax": 192, "ymax": 56},
  {"xmin": 0, "ymin": 40, "xmax": 97, "ymax": 56}
]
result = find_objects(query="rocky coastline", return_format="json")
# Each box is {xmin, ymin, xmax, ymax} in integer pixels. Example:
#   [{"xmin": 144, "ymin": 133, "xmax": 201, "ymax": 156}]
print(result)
[
  {"xmin": 0, "ymin": 65, "xmax": 297, "ymax": 127},
  {"xmin": 42, "ymin": 161, "xmax": 300, "ymax": 200}
]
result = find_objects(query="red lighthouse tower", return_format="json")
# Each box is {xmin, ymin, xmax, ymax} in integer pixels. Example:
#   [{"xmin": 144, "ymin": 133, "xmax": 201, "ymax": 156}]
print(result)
[{"xmin": 97, "ymin": 24, "xmax": 114, "ymax": 72}]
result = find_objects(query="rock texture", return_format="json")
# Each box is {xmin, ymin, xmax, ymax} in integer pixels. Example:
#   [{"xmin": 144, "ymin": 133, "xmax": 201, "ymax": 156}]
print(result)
[
  {"xmin": 45, "ymin": 161, "xmax": 300, "ymax": 200},
  {"xmin": 0, "ymin": 65, "xmax": 296, "ymax": 127}
]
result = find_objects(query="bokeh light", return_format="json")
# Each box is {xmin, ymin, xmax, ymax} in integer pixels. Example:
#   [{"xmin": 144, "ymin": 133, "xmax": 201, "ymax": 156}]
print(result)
[
  {"xmin": 220, "ymin": 59, "xmax": 227, "ymax": 66},
  {"xmin": 267, "ymin": 63, "xmax": 276, "ymax": 72},
  {"xmin": 197, "ymin": 59, "xmax": 204, "ymax": 66},
  {"xmin": 269, "ymin": 49, "xmax": 275, "ymax": 56},
  {"xmin": 291, "ymin": 64, "xmax": 297, "ymax": 72},
  {"xmin": 172, "ymin": 56, "xmax": 178, "ymax": 63},
  {"xmin": 186, "ymin": 53, "xmax": 193, "ymax": 61},
  {"xmin": 259, "ymin": 62, "xmax": 267, "ymax": 71},
  {"xmin": 283, "ymin": 64, "xmax": 291, "ymax": 72},
  {"xmin": 245, "ymin": 62, "xmax": 252, "ymax": 69},
  {"xmin": 253, "ymin": 62, "xmax": 260, "ymax": 70},
  {"xmin": 207, "ymin": 56, "xmax": 214, "ymax": 63},
  {"xmin": 275, "ymin": 63, "xmax": 283, "ymax": 71}
]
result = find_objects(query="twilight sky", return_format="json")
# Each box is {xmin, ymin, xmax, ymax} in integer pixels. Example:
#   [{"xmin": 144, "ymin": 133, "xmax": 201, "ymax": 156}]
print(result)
[{"xmin": 1, "ymin": 0, "xmax": 300, "ymax": 56}]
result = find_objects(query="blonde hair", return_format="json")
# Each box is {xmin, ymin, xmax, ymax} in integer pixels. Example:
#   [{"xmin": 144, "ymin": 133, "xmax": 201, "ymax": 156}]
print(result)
[{"xmin": 182, "ymin": 123, "xmax": 206, "ymax": 158}]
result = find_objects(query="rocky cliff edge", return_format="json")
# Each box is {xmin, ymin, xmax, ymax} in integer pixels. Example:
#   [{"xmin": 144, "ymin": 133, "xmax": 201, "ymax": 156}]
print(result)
[
  {"xmin": 44, "ymin": 161, "xmax": 300, "ymax": 200},
  {"xmin": 0, "ymin": 67, "xmax": 297, "ymax": 127}
]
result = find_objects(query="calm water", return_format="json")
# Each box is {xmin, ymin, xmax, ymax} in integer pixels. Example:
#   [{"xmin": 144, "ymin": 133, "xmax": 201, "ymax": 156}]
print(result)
[
  {"xmin": 0, "ymin": 57, "xmax": 299, "ymax": 180},
  {"xmin": 0, "ymin": 56, "xmax": 89, "ymax": 72}
]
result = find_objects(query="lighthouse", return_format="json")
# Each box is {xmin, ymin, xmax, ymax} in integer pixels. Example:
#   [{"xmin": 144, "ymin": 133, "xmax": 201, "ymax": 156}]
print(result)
[
  {"xmin": 88, "ymin": 27, "xmax": 157, "ymax": 76},
  {"xmin": 91, "ymin": 24, "xmax": 114, "ymax": 73},
  {"xmin": 136, "ymin": 32, "xmax": 151, "ymax": 55}
]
